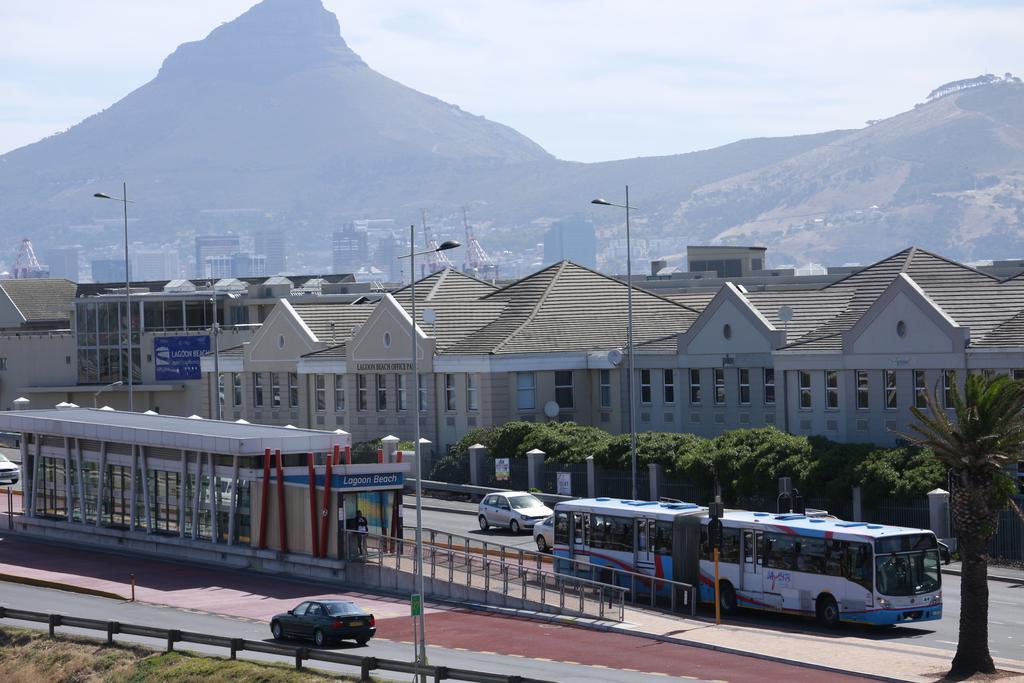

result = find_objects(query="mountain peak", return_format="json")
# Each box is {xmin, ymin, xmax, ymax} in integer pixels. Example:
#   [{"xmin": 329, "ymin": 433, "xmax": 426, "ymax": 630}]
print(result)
[{"xmin": 157, "ymin": 0, "xmax": 364, "ymax": 82}]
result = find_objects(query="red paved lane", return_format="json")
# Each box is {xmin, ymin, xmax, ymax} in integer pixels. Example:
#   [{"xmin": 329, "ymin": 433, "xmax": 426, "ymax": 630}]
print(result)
[
  {"xmin": 378, "ymin": 609, "xmax": 870, "ymax": 682},
  {"xmin": 0, "ymin": 533, "xmax": 870, "ymax": 682}
]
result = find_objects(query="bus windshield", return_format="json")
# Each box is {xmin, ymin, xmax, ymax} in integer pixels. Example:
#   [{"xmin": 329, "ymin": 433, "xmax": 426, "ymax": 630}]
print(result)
[{"xmin": 875, "ymin": 550, "xmax": 941, "ymax": 596}]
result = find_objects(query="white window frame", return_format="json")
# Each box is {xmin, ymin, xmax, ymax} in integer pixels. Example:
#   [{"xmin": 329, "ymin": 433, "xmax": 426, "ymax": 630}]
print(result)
[
  {"xmin": 272, "ymin": 373, "xmax": 281, "ymax": 408},
  {"xmin": 288, "ymin": 372, "xmax": 299, "ymax": 409},
  {"xmin": 825, "ymin": 370, "xmax": 839, "ymax": 410},
  {"xmin": 689, "ymin": 369, "xmax": 702, "ymax": 404},
  {"xmin": 799, "ymin": 370, "xmax": 812, "ymax": 409},
  {"xmin": 599, "ymin": 369, "xmax": 611, "ymax": 409},
  {"xmin": 856, "ymin": 370, "xmax": 869, "ymax": 410},
  {"xmin": 554, "ymin": 370, "xmax": 574, "ymax": 409},
  {"xmin": 663, "ymin": 369, "xmax": 675, "ymax": 405},
  {"xmin": 516, "ymin": 372, "xmax": 536, "ymax": 410},
  {"xmin": 913, "ymin": 370, "xmax": 927, "ymax": 409},
  {"xmin": 738, "ymin": 368, "xmax": 750, "ymax": 405},
  {"xmin": 713, "ymin": 367, "xmax": 725, "ymax": 405},
  {"xmin": 943, "ymin": 370, "xmax": 955, "ymax": 409},
  {"xmin": 445, "ymin": 373, "xmax": 457, "ymax": 411},
  {"xmin": 397, "ymin": 374, "xmax": 407, "ymax": 411},
  {"xmin": 357, "ymin": 374, "xmax": 368, "ymax": 411},
  {"xmin": 418, "ymin": 375, "xmax": 428, "ymax": 411},
  {"xmin": 763, "ymin": 368, "xmax": 775, "ymax": 405},
  {"xmin": 232, "ymin": 373, "xmax": 242, "ymax": 406},
  {"xmin": 639, "ymin": 369, "xmax": 652, "ymax": 405},
  {"xmin": 254, "ymin": 372, "xmax": 264, "ymax": 407},
  {"xmin": 334, "ymin": 374, "xmax": 345, "ymax": 411},
  {"xmin": 376, "ymin": 373, "xmax": 387, "ymax": 411},
  {"xmin": 883, "ymin": 369, "xmax": 898, "ymax": 410},
  {"xmin": 466, "ymin": 374, "xmax": 479, "ymax": 412},
  {"xmin": 315, "ymin": 374, "xmax": 326, "ymax": 413}
]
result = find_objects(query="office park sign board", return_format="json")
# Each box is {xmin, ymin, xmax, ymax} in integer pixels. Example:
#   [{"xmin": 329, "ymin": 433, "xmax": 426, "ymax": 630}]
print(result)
[{"xmin": 154, "ymin": 335, "xmax": 211, "ymax": 381}]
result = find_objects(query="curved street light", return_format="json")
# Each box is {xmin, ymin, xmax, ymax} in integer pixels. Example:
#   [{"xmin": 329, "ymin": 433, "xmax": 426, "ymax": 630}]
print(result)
[
  {"xmin": 93, "ymin": 380, "xmax": 124, "ymax": 408},
  {"xmin": 94, "ymin": 184, "xmax": 136, "ymax": 412},
  {"xmin": 592, "ymin": 188, "xmax": 640, "ymax": 501}
]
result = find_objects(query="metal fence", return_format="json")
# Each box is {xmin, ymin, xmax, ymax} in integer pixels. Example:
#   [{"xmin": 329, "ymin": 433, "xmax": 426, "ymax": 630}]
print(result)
[
  {"xmin": 988, "ymin": 497, "xmax": 1024, "ymax": 561},
  {"xmin": 0, "ymin": 606, "xmax": 553, "ymax": 683},
  {"xmin": 862, "ymin": 498, "xmax": 930, "ymax": 530},
  {"xmin": 542, "ymin": 463, "xmax": 588, "ymax": 496},
  {"xmin": 595, "ymin": 469, "xmax": 649, "ymax": 499}
]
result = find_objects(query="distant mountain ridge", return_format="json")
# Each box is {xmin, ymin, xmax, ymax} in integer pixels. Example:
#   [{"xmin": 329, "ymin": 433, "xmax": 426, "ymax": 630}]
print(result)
[{"xmin": 1, "ymin": 0, "xmax": 1022, "ymax": 269}]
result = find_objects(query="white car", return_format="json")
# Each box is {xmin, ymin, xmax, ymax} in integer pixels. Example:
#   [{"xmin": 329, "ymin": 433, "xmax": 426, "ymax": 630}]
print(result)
[
  {"xmin": 0, "ymin": 453, "xmax": 20, "ymax": 486},
  {"xmin": 478, "ymin": 492, "xmax": 553, "ymax": 534},
  {"xmin": 533, "ymin": 515, "xmax": 554, "ymax": 552}
]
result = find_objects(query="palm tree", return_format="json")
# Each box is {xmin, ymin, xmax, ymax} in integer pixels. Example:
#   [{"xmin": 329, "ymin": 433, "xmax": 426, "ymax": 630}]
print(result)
[{"xmin": 904, "ymin": 372, "xmax": 1024, "ymax": 678}]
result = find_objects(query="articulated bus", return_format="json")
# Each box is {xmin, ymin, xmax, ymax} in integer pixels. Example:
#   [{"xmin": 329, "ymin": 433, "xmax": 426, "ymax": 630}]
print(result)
[{"xmin": 552, "ymin": 498, "xmax": 942, "ymax": 627}]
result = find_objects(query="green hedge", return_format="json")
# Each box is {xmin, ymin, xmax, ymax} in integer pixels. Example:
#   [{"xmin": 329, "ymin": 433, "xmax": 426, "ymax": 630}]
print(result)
[{"xmin": 435, "ymin": 422, "xmax": 944, "ymax": 504}]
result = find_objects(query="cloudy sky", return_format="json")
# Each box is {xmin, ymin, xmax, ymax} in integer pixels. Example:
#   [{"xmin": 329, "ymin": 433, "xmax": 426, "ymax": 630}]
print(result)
[{"xmin": 1, "ymin": 0, "xmax": 1020, "ymax": 162}]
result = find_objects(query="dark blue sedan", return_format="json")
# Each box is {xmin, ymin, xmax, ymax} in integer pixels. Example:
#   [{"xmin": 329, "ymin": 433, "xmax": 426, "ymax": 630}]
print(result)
[{"xmin": 270, "ymin": 600, "xmax": 376, "ymax": 647}]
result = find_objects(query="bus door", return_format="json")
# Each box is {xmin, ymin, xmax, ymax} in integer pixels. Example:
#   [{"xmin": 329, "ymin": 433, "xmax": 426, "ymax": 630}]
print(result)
[
  {"xmin": 741, "ymin": 529, "xmax": 762, "ymax": 593},
  {"xmin": 635, "ymin": 519, "xmax": 655, "ymax": 568},
  {"xmin": 570, "ymin": 511, "xmax": 590, "ymax": 574}
]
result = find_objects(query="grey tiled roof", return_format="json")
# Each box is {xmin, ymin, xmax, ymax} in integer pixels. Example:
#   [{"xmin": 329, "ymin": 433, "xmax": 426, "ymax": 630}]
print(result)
[
  {"xmin": 392, "ymin": 268, "xmax": 498, "ymax": 306},
  {"xmin": 445, "ymin": 261, "xmax": 701, "ymax": 355},
  {"xmin": 0, "ymin": 278, "xmax": 77, "ymax": 323},
  {"xmin": 288, "ymin": 303, "xmax": 374, "ymax": 343}
]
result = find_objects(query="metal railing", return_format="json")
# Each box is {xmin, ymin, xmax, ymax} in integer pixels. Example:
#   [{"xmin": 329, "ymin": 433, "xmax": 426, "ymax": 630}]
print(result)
[
  {"xmin": 0, "ymin": 606, "xmax": 554, "ymax": 683},
  {"xmin": 344, "ymin": 529, "xmax": 627, "ymax": 622},
  {"xmin": 407, "ymin": 526, "xmax": 698, "ymax": 616}
]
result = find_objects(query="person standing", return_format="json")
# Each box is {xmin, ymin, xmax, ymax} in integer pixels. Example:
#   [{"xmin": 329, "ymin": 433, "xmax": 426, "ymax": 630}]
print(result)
[{"xmin": 355, "ymin": 509, "xmax": 369, "ymax": 555}]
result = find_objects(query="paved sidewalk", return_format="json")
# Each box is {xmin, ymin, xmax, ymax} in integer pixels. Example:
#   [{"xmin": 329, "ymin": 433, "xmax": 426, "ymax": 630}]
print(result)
[{"xmin": 944, "ymin": 560, "xmax": 1024, "ymax": 584}]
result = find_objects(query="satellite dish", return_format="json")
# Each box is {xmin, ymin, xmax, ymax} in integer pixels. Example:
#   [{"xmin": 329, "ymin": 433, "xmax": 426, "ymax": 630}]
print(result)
[
  {"xmin": 607, "ymin": 349, "xmax": 623, "ymax": 366},
  {"xmin": 423, "ymin": 308, "xmax": 437, "ymax": 324},
  {"xmin": 543, "ymin": 401, "xmax": 560, "ymax": 418},
  {"xmin": 778, "ymin": 305, "xmax": 794, "ymax": 323},
  {"xmin": 351, "ymin": 324, "xmax": 362, "ymax": 336}
]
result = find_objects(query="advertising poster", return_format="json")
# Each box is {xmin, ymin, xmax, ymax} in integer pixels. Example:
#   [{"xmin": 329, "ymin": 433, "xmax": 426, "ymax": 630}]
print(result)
[
  {"xmin": 154, "ymin": 335, "xmax": 211, "ymax": 380},
  {"xmin": 495, "ymin": 458, "xmax": 510, "ymax": 482}
]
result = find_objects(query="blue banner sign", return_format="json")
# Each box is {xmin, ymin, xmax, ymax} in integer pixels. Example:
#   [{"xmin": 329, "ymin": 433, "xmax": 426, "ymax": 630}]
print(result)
[
  {"xmin": 281, "ymin": 472, "xmax": 404, "ymax": 490},
  {"xmin": 154, "ymin": 335, "xmax": 211, "ymax": 381}
]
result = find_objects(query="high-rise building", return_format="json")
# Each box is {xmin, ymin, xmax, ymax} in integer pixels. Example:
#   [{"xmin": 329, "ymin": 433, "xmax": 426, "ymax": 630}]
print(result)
[
  {"xmin": 254, "ymin": 231, "xmax": 285, "ymax": 275},
  {"xmin": 543, "ymin": 218, "xmax": 597, "ymax": 268},
  {"xmin": 91, "ymin": 258, "xmax": 127, "ymax": 283},
  {"xmin": 231, "ymin": 252, "xmax": 266, "ymax": 278},
  {"xmin": 133, "ymin": 248, "xmax": 180, "ymax": 281},
  {"xmin": 45, "ymin": 246, "xmax": 80, "ymax": 281},
  {"xmin": 194, "ymin": 235, "xmax": 241, "ymax": 277},
  {"xmin": 332, "ymin": 225, "xmax": 368, "ymax": 274}
]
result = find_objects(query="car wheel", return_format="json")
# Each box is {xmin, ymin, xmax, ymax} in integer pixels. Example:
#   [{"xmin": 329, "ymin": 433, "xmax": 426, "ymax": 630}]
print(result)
[
  {"xmin": 271, "ymin": 621, "xmax": 283, "ymax": 640},
  {"xmin": 718, "ymin": 581, "xmax": 738, "ymax": 615},
  {"xmin": 816, "ymin": 594, "xmax": 841, "ymax": 629},
  {"xmin": 314, "ymin": 628, "xmax": 326, "ymax": 647},
  {"xmin": 478, "ymin": 515, "xmax": 489, "ymax": 530},
  {"xmin": 536, "ymin": 535, "xmax": 549, "ymax": 552},
  {"xmin": 356, "ymin": 637, "xmax": 370, "ymax": 646},
  {"xmin": 510, "ymin": 519, "xmax": 520, "ymax": 534}
]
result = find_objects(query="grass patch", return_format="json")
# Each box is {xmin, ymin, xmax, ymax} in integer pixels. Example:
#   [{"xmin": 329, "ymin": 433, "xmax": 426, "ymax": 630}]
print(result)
[{"xmin": 0, "ymin": 626, "xmax": 369, "ymax": 682}]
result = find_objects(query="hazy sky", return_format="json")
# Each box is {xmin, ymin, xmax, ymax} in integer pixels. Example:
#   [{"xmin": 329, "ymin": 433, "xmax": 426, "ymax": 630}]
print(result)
[{"xmin": 1, "ymin": 1, "xmax": 1021, "ymax": 162}]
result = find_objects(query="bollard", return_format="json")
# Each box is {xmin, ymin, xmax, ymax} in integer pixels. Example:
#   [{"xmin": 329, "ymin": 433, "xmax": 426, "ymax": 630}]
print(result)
[
  {"xmin": 48, "ymin": 613, "xmax": 60, "ymax": 638},
  {"xmin": 130, "ymin": 573, "xmax": 136, "ymax": 602},
  {"xmin": 295, "ymin": 647, "xmax": 306, "ymax": 670},
  {"xmin": 106, "ymin": 621, "xmax": 118, "ymax": 645},
  {"xmin": 360, "ymin": 656, "xmax": 378, "ymax": 682},
  {"xmin": 230, "ymin": 638, "xmax": 242, "ymax": 660},
  {"xmin": 166, "ymin": 629, "xmax": 180, "ymax": 652}
]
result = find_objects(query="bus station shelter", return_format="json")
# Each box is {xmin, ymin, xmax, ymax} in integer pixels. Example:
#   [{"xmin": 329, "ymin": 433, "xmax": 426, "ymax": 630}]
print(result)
[{"xmin": 0, "ymin": 408, "xmax": 408, "ymax": 578}]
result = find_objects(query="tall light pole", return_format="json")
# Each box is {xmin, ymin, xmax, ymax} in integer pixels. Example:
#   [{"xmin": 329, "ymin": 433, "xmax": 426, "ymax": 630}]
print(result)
[
  {"xmin": 94, "ymin": 184, "xmax": 135, "ymax": 412},
  {"xmin": 208, "ymin": 281, "xmax": 222, "ymax": 420},
  {"xmin": 398, "ymin": 227, "xmax": 459, "ymax": 682},
  {"xmin": 592, "ymin": 187, "xmax": 639, "ymax": 501},
  {"xmin": 93, "ymin": 380, "xmax": 123, "ymax": 408}
]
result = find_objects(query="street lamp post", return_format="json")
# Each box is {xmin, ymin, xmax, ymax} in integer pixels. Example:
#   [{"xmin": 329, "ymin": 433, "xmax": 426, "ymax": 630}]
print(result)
[
  {"xmin": 93, "ymin": 380, "xmax": 123, "ymax": 408},
  {"xmin": 94, "ymin": 184, "xmax": 135, "ymax": 412},
  {"xmin": 398, "ymin": 227, "xmax": 459, "ymax": 682},
  {"xmin": 208, "ymin": 281, "xmax": 222, "ymax": 420},
  {"xmin": 592, "ymin": 187, "xmax": 639, "ymax": 501}
]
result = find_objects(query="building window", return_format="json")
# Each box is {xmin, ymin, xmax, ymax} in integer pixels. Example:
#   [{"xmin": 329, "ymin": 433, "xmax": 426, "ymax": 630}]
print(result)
[
  {"xmin": 914, "ymin": 370, "xmax": 927, "ymax": 409},
  {"xmin": 799, "ymin": 371, "xmax": 812, "ymax": 409},
  {"xmin": 254, "ymin": 373, "xmax": 264, "ymax": 407},
  {"xmin": 232, "ymin": 373, "xmax": 242, "ymax": 406},
  {"xmin": 713, "ymin": 368, "xmax": 725, "ymax": 405},
  {"xmin": 825, "ymin": 370, "xmax": 839, "ymax": 409},
  {"xmin": 376, "ymin": 374, "xmax": 388, "ymax": 411},
  {"xmin": 418, "ymin": 375, "xmax": 427, "ymax": 411},
  {"xmin": 738, "ymin": 368, "xmax": 751, "ymax": 405},
  {"xmin": 554, "ymin": 371, "xmax": 574, "ymax": 409},
  {"xmin": 467, "ymin": 374, "xmax": 479, "ymax": 411},
  {"xmin": 1013, "ymin": 369, "xmax": 1024, "ymax": 382},
  {"xmin": 217, "ymin": 374, "xmax": 225, "ymax": 412},
  {"xmin": 763, "ymin": 368, "xmax": 775, "ymax": 405},
  {"xmin": 357, "ymin": 375, "xmax": 368, "ymax": 411},
  {"xmin": 334, "ymin": 375, "xmax": 345, "ymax": 411},
  {"xmin": 663, "ymin": 369, "xmax": 675, "ymax": 404},
  {"xmin": 884, "ymin": 369, "xmax": 898, "ymax": 410},
  {"xmin": 599, "ymin": 369, "xmax": 611, "ymax": 409},
  {"xmin": 639, "ymin": 370, "xmax": 652, "ymax": 404},
  {"xmin": 445, "ymin": 374, "xmax": 456, "ymax": 411},
  {"xmin": 271, "ymin": 373, "xmax": 281, "ymax": 408},
  {"xmin": 516, "ymin": 372, "xmax": 536, "ymax": 410},
  {"xmin": 315, "ymin": 375, "xmax": 326, "ymax": 412},
  {"xmin": 288, "ymin": 373, "xmax": 299, "ymax": 409},
  {"xmin": 689, "ymin": 369, "xmax": 701, "ymax": 404},
  {"xmin": 856, "ymin": 371, "xmax": 869, "ymax": 409},
  {"xmin": 396, "ymin": 374, "xmax": 408, "ymax": 411},
  {"xmin": 0, "ymin": 357, "xmax": 6, "ymax": 371},
  {"xmin": 943, "ymin": 370, "xmax": 955, "ymax": 409}
]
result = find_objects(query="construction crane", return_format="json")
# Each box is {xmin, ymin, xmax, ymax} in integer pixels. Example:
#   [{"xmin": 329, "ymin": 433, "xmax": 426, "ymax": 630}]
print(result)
[
  {"xmin": 12, "ymin": 238, "xmax": 49, "ymax": 278},
  {"xmin": 420, "ymin": 209, "xmax": 455, "ymax": 278},
  {"xmin": 461, "ymin": 207, "xmax": 498, "ymax": 280}
]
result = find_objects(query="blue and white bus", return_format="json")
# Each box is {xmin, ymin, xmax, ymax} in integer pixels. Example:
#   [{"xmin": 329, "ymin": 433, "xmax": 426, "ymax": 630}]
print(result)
[{"xmin": 552, "ymin": 498, "xmax": 942, "ymax": 627}]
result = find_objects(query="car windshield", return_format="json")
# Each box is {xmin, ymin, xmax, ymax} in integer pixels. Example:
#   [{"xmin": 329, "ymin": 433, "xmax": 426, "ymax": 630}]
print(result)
[
  {"xmin": 508, "ymin": 495, "xmax": 542, "ymax": 510},
  {"xmin": 0, "ymin": 454, "xmax": 9, "ymax": 463},
  {"xmin": 875, "ymin": 550, "xmax": 941, "ymax": 596},
  {"xmin": 323, "ymin": 602, "xmax": 365, "ymax": 616}
]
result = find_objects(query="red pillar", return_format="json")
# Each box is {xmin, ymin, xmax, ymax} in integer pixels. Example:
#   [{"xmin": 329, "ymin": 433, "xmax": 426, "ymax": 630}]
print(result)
[
  {"xmin": 307, "ymin": 453, "xmax": 319, "ymax": 557},
  {"xmin": 377, "ymin": 447, "xmax": 384, "ymax": 464},
  {"xmin": 319, "ymin": 456, "xmax": 333, "ymax": 558},
  {"xmin": 332, "ymin": 444, "xmax": 340, "ymax": 466},
  {"xmin": 257, "ymin": 448, "xmax": 271, "ymax": 549},
  {"xmin": 396, "ymin": 450, "xmax": 403, "ymax": 463},
  {"xmin": 345, "ymin": 445, "xmax": 352, "ymax": 465},
  {"xmin": 275, "ymin": 449, "xmax": 288, "ymax": 553}
]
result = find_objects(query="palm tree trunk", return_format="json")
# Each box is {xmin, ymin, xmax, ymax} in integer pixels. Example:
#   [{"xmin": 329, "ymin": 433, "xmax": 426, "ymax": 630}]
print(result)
[{"xmin": 949, "ymin": 533, "xmax": 995, "ymax": 676}]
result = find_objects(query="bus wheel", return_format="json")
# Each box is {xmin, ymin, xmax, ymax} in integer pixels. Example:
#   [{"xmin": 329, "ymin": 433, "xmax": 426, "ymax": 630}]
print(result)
[
  {"xmin": 718, "ymin": 581, "xmax": 738, "ymax": 615},
  {"xmin": 816, "ymin": 594, "xmax": 841, "ymax": 629}
]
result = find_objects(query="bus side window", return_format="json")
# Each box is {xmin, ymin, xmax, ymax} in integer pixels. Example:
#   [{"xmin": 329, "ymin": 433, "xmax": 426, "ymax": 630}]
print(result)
[
  {"xmin": 573, "ymin": 513, "xmax": 584, "ymax": 546},
  {"xmin": 700, "ymin": 525, "xmax": 711, "ymax": 560},
  {"xmin": 655, "ymin": 521, "xmax": 673, "ymax": 554},
  {"xmin": 824, "ymin": 540, "xmax": 845, "ymax": 576},
  {"xmin": 845, "ymin": 541, "xmax": 872, "ymax": 591},
  {"xmin": 742, "ymin": 530, "xmax": 754, "ymax": 564},
  {"xmin": 720, "ymin": 528, "xmax": 741, "ymax": 563},
  {"xmin": 554, "ymin": 511, "xmax": 569, "ymax": 545}
]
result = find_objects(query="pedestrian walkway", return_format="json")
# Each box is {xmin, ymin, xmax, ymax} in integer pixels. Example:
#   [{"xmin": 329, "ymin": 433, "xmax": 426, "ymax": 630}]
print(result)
[{"xmin": 944, "ymin": 560, "xmax": 1024, "ymax": 583}]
